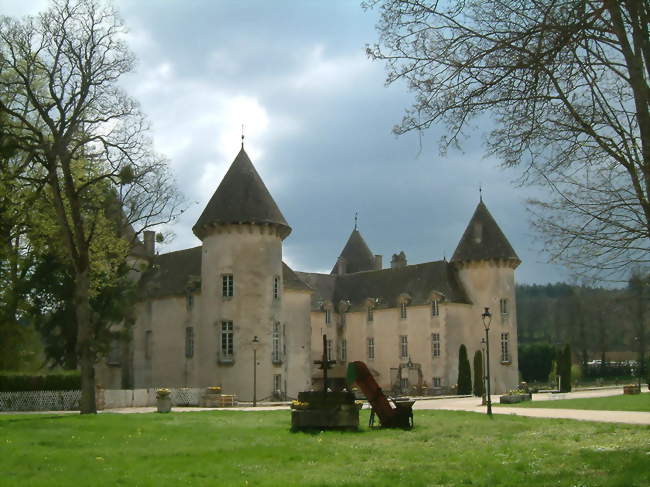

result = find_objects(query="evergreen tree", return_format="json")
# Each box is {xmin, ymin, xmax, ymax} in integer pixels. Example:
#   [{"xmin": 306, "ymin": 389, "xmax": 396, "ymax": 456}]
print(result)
[
  {"xmin": 457, "ymin": 344, "xmax": 472, "ymax": 395},
  {"xmin": 473, "ymin": 350, "xmax": 484, "ymax": 397},
  {"xmin": 559, "ymin": 344, "xmax": 573, "ymax": 392}
]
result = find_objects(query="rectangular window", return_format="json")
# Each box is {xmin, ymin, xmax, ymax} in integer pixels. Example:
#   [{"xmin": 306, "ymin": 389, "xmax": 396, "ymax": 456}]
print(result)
[
  {"xmin": 431, "ymin": 299, "xmax": 439, "ymax": 317},
  {"xmin": 400, "ymin": 302, "xmax": 407, "ymax": 319},
  {"xmin": 145, "ymin": 330, "xmax": 152, "ymax": 360},
  {"xmin": 107, "ymin": 339, "xmax": 121, "ymax": 365},
  {"xmin": 367, "ymin": 337, "xmax": 375, "ymax": 360},
  {"xmin": 400, "ymin": 377, "xmax": 409, "ymax": 391},
  {"xmin": 340, "ymin": 339, "xmax": 347, "ymax": 362},
  {"xmin": 500, "ymin": 298, "xmax": 508, "ymax": 315},
  {"xmin": 221, "ymin": 321, "xmax": 234, "ymax": 360},
  {"xmin": 185, "ymin": 327, "xmax": 194, "ymax": 358},
  {"xmin": 431, "ymin": 333, "xmax": 440, "ymax": 358},
  {"xmin": 433, "ymin": 377, "xmax": 441, "ymax": 387},
  {"xmin": 325, "ymin": 309, "xmax": 331, "ymax": 325},
  {"xmin": 273, "ymin": 374, "xmax": 282, "ymax": 395},
  {"xmin": 367, "ymin": 307, "xmax": 374, "ymax": 323},
  {"xmin": 400, "ymin": 335, "xmax": 408, "ymax": 358},
  {"xmin": 272, "ymin": 322, "xmax": 282, "ymax": 363},
  {"xmin": 326, "ymin": 339, "xmax": 333, "ymax": 361},
  {"xmin": 186, "ymin": 293, "xmax": 194, "ymax": 311},
  {"xmin": 501, "ymin": 332, "xmax": 510, "ymax": 362},
  {"xmin": 273, "ymin": 275, "xmax": 280, "ymax": 300},
  {"xmin": 222, "ymin": 274, "xmax": 234, "ymax": 297}
]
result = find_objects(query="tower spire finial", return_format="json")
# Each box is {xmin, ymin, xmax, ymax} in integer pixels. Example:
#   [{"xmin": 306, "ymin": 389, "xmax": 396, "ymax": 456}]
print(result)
[
  {"xmin": 241, "ymin": 124, "xmax": 245, "ymax": 148},
  {"xmin": 479, "ymin": 183, "xmax": 483, "ymax": 202},
  {"xmin": 354, "ymin": 212, "xmax": 358, "ymax": 230}
]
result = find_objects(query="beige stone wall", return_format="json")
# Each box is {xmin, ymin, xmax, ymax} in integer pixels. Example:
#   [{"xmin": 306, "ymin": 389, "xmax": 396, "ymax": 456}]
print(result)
[{"xmin": 282, "ymin": 290, "xmax": 313, "ymax": 398}]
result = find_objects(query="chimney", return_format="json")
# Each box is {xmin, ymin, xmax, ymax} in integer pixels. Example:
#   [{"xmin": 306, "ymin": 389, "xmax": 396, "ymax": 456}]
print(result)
[
  {"xmin": 374, "ymin": 254, "xmax": 382, "ymax": 270},
  {"xmin": 391, "ymin": 251, "xmax": 407, "ymax": 269},
  {"xmin": 336, "ymin": 256, "xmax": 347, "ymax": 275},
  {"xmin": 143, "ymin": 231, "xmax": 155, "ymax": 256}
]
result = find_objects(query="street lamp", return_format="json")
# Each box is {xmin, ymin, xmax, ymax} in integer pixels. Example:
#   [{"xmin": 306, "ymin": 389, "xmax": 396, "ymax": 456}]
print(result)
[
  {"xmin": 482, "ymin": 307, "xmax": 493, "ymax": 416},
  {"xmin": 480, "ymin": 338, "xmax": 487, "ymax": 406},
  {"xmin": 252, "ymin": 335, "xmax": 260, "ymax": 407}
]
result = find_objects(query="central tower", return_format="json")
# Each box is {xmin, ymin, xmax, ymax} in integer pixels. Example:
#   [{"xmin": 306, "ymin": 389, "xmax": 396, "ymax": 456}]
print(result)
[{"xmin": 192, "ymin": 147, "xmax": 291, "ymax": 400}]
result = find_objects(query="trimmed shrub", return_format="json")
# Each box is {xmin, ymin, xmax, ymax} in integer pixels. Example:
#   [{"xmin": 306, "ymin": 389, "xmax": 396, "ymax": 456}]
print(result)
[
  {"xmin": 457, "ymin": 345, "xmax": 472, "ymax": 395},
  {"xmin": 518, "ymin": 343, "xmax": 555, "ymax": 382},
  {"xmin": 559, "ymin": 344, "xmax": 572, "ymax": 392},
  {"xmin": 0, "ymin": 371, "xmax": 81, "ymax": 391},
  {"xmin": 473, "ymin": 350, "xmax": 484, "ymax": 397}
]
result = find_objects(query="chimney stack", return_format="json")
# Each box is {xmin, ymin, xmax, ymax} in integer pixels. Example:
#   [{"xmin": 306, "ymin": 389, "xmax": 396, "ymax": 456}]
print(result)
[
  {"xmin": 336, "ymin": 257, "xmax": 347, "ymax": 275},
  {"xmin": 374, "ymin": 254, "xmax": 382, "ymax": 270},
  {"xmin": 391, "ymin": 251, "xmax": 407, "ymax": 269},
  {"xmin": 144, "ymin": 231, "xmax": 156, "ymax": 256}
]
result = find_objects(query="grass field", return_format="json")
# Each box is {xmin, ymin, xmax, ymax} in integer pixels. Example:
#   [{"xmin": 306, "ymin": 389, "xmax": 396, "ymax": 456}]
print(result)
[
  {"xmin": 1, "ymin": 409, "xmax": 649, "ymax": 487},
  {"xmin": 498, "ymin": 392, "xmax": 650, "ymax": 412}
]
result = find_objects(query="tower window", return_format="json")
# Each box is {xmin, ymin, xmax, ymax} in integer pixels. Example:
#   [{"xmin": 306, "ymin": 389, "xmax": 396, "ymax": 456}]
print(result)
[
  {"xmin": 273, "ymin": 275, "xmax": 280, "ymax": 300},
  {"xmin": 220, "ymin": 321, "xmax": 234, "ymax": 361},
  {"xmin": 185, "ymin": 327, "xmax": 194, "ymax": 358},
  {"xmin": 400, "ymin": 335, "xmax": 408, "ymax": 358},
  {"xmin": 431, "ymin": 333, "xmax": 440, "ymax": 358},
  {"xmin": 272, "ymin": 322, "xmax": 282, "ymax": 363},
  {"xmin": 222, "ymin": 274, "xmax": 234, "ymax": 297},
  {"xmin": 367, "ymin": 337, "xmax": 375, "ymax": 360},
  {"xmin": 501, "ymin": 332, "xmax": 510, "ymax": 363},
  {"xmin": 500, "ymin": 298, "xmax": 508, "ymax": 315}
]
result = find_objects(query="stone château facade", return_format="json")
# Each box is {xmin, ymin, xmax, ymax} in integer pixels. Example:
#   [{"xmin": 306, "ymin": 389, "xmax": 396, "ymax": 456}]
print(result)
[{"xmin": 97, "ymin": 147, "xmax": 521, "ymax": 399}]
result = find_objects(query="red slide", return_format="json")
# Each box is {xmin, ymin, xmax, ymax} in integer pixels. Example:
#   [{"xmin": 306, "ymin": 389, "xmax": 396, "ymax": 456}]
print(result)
[{"xmin": 347, "ymin": 361, "xmax": 413, "ymax": 429}]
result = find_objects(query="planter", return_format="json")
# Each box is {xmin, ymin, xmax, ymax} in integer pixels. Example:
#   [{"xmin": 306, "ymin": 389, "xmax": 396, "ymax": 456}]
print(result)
[
  {"xmin": 156, "ymin": 396, "xmax": 172, "ymax": 413},
  {"xmin": 500, "ymin": 393, "xmax": 532, "ymax": 404},
  {"xmin": 623, "ymin": 385, "xmax": 641, "ymax": 395}
]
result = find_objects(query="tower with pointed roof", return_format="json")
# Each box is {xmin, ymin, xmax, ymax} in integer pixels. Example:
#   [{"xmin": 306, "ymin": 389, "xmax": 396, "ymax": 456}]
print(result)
[
  {"xmin": 450, "ymin": 198, "xmax": 521, "ymax": 393},
  {"xmin": 192, "ymin": 146, "xmax": 297, "ymax": 399}
]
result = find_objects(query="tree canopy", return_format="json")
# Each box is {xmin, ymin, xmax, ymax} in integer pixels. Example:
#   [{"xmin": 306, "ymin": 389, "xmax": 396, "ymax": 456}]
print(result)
[{"xmin": 367, "ymin": 0, "xmax": 650, "ymax": 280}]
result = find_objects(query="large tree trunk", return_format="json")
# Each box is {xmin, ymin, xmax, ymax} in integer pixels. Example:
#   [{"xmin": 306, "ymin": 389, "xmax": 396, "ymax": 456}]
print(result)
[{"xmin": 75, "ymin": 268, "xmax": 96, "ymax": 414}]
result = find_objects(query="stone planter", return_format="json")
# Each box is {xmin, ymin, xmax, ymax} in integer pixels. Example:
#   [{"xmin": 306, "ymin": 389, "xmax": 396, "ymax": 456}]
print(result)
[
  {"xmin": 157, "ymin": 396, "xmax": 172, "ymax": 413},
  {"xmin": 623, "ymin": 385, "xmax": 641, "ymax": 395},
  {"xmin": 500, "ymin": 393, "xmax": 532, "ymax": 404}
]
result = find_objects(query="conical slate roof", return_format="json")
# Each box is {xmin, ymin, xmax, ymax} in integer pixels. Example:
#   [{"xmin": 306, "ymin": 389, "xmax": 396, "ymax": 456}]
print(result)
[
  {"xmin": 192, "ymin": 148, "xmax": 291, "ymax": 239},
  {"xmin": 451, "ymin": 200, "xmax": 520, "ymax": 265},
  {"xmin": 331, "ymin": 228, "xmax": 376, "ymax": 274}
]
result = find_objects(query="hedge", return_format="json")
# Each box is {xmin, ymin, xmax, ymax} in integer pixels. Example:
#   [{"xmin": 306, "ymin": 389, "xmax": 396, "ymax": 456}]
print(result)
[{"xmin": 0, "ymin": 372, "xmax": 81, "ymax": 391}]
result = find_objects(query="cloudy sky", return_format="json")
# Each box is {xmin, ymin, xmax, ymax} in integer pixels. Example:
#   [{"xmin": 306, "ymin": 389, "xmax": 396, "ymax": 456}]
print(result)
[{"xmin": 3, "ymin": 0, "xmax": 569, "ymax": 284}]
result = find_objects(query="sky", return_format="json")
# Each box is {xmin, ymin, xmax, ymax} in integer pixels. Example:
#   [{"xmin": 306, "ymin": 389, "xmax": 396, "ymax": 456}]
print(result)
[{"xmin": 1, "ymin": 0, "xmax": 570, "ymax": 284}]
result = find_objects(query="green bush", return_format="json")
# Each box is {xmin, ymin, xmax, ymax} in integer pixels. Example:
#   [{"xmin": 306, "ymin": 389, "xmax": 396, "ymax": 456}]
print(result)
[
  {"xmin": 0, "ymin": 371, "xmax": 81, "ymax": 391},
  {"xmin": 519, "ymin": 343, "xmax": 555, "ymax": 382},
  {"xmin": 559, "ymin": 344, "xmax": 572, "ymax": 392},
  {"xmin": 457, "ymin": 345, "xmax": 472, "ymax": 395},
  {"xmin": 473, "ymin": 350, "xmax": 484, "ymax": 397}
]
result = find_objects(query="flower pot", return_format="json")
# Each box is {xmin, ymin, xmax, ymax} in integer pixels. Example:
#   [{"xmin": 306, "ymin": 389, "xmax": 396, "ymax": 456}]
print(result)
[{"xmin": 157, "ymin": 396, "xmax": 172, "ymax": 413}]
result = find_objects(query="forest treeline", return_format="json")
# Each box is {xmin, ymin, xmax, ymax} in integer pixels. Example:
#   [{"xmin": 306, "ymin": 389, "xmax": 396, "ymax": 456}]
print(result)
[{"xmin": 516, "ymin": 280, "xmax": 645, "ymax": 366}]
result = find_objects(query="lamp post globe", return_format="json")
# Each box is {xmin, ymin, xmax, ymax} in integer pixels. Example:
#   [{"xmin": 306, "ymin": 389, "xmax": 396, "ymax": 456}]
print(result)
[{"xmin": 481, "ymin": 307, "xmax": 493, "ymax": 416}]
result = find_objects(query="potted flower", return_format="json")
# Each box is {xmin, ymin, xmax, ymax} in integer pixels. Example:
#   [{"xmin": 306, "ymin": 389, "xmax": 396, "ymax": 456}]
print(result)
[
  {"xmin": 156, "ymin": 388, "xmax": 172, "ymax": 413},
  {"xmin": 207, "ymin": 386, "xmax": 222, "ymax": 394},
  {"xmin": 290, "ymin": 400, "xmax": 310, "ymax": 410}
]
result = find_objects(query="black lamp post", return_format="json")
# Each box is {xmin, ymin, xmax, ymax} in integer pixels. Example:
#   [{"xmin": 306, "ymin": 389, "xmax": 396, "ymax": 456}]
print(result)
[
  {"xmin": 482, "ymin": 307, "xmax": 493, "ymax": 416},
  {"xmin": 480, "ymin": 337, "xmax": 487, "ymax": 406},
  {"xmin": 252, "ymin": 335, "xmax": 260, "ymax": 407}
]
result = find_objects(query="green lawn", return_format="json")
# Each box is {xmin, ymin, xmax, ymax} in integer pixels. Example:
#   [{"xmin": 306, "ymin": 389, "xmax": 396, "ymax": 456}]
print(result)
[
  {"xmin": 1, "ymin": 409, "xmax": 649, "ymax": 487},
  {"xmin": 499, "ymin": 392, "xmax": 650, "ymax": 412}
]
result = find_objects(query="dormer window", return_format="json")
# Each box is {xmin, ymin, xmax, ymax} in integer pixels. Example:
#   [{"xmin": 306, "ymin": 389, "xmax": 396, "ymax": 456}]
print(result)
[{"xmin": 222, "ymin": 274, "xmax": 234, "ymax": 297}]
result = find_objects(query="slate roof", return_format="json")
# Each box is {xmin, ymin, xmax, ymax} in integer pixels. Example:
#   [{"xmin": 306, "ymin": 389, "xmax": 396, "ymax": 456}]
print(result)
[
  {"xmin": 139, "ymin": 245, "xmax": 308, "ymax": 298},
  {"xmin": 330, "ymin": 228, "xmax": 376, "ymax": 274},
  {"xmin": 299, "ymin": 261, "xmax": 470, "ymax": 311},
  {"xmin": 192, "ymin": 147, "xmax": 291, "ymax": 239},
  {"xmin": 451, "ymin": 200, "xmax": 520, "ymax": 265}
]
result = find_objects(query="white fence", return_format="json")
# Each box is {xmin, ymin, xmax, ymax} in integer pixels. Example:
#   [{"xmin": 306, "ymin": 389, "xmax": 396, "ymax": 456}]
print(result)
[{"xmin": 0, "ymin": 388, "xmax": 203, "ymax": 411}]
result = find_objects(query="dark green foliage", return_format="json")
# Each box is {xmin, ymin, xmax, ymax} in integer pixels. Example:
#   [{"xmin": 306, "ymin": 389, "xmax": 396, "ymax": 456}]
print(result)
[
  {"xmin": 559, "ymin": 344, "xmax": 572, "ymax": 392},
  {"xmin": 0, "ymin": 371, "xmax": 80, "ymax": 391},
  {"xmin": 473, "ymin": 350, "xmax": 484, "ymax": 397},
  {"xmin": 519, "ymin": 343, "xmax": 556, "ymax": 382},
  {"xmin": 457, "ymin": 344, "xmax": 472, "ymax": 395}
]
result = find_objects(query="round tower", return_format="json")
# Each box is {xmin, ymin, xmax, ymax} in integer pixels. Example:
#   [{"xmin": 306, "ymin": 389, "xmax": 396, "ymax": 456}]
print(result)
[
  {"xmin": 450, "ymin": 198, "xmax": 521, "ymax": 393},
  {"xmin": 192, "ymin": 147, "xmax": 291, "ymax": 401}
]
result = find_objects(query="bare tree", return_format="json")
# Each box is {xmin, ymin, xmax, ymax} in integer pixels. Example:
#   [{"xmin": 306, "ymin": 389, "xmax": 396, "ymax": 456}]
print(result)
[
  {"xmin": 0, "ymin": 0, "xmax": 183, "ymax": 413},
  {"xmin": 366, "ymin": 0, "xmax": 650, "ymax": 280}
]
